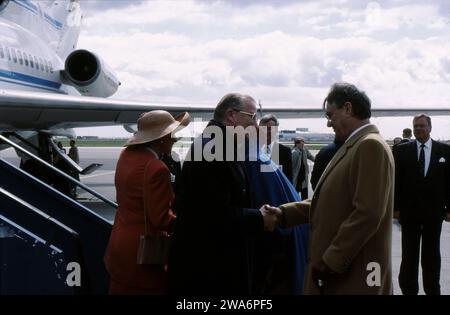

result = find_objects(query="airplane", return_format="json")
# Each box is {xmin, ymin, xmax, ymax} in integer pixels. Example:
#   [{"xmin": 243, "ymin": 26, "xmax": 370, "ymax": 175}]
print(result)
[{"xmin": 1, "ymin": 0, "xmax": 449, "ymax": 173}]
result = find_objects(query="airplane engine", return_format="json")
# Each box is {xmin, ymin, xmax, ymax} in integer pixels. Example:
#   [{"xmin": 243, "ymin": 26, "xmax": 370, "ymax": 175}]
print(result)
[{"xmin": 63, "ymin": 49, "xmax": 120, "ymax": 97}]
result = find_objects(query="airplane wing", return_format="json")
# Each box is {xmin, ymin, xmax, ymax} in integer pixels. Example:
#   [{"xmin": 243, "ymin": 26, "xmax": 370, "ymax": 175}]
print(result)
[
  {"xmin": 1, "ymin": 89, "xmax": 450, "ymax": 131},
  {"xmin": 0, "ymin": 89, "xmax": 214, "ymax": 131}
]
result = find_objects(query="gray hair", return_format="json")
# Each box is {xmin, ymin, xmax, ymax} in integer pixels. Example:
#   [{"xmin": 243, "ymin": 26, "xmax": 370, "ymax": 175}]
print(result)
[
  {"xmin": 213, "ymin": 93, "xmax": 256, "ymax": 122},
  {"xmin": 259, "ymin": 114, "xmax": 279, "ymax": 126}
]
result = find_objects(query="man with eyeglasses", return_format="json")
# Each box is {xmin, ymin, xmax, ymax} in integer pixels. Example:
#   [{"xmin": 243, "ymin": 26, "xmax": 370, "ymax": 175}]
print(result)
[
  {"xmin": 233, "ymin": 108, "xmax": 257, "ymax": 121},
  {"xmin": 168, "ymin": 93, "xmax": 279, "ymax": 295},
  {"xmin": 265, "ymin": 82, "xmax": 395, "ymax": 294}
]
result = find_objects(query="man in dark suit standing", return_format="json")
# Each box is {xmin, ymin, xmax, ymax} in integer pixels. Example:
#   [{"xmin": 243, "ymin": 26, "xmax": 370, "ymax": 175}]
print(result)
[
  {"xmin": 394, "ymin": 114, "xmax": 450, "ymax": 295},
  {"xmin": 259, "ymin": 114, "xmax": 293, "ymax": 183},
  {"xmin": 310, "ymin": 137, "xmax": 344, "ymax": 190},
  {"xmin": 401, "ymin": 127, "xmax": 413, "ymax": 143}
]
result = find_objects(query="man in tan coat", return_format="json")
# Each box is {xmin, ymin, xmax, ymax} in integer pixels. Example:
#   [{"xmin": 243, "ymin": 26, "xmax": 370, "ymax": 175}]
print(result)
[{"xmin": 267, "ymin": 83, "xmax": 395, "ymax": 294}]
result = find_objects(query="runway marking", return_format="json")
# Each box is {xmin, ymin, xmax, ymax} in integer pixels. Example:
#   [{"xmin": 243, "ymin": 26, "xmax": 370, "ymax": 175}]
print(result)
[{"xmin": 81, "ymin": 171, "xmax": 115, "ymax": 179}]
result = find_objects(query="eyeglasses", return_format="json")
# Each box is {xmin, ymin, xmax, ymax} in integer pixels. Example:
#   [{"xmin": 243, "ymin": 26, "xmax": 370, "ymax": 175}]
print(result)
[{"xmin": 233, "ymin": 109, "xmax": 257, "ymax": 120}]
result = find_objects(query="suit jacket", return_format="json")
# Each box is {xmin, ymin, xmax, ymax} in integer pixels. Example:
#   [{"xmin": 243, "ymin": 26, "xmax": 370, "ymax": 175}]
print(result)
[
  {"xmin": 270, "ymin": 142, "xmax": 293, "ymax": 183},
  {"xmin": 280, "ymin": 125, "xmax": 394, "ymax": 294},
  {"xmin": 104, "ymin": 148, "xmax": 176, "ymax": 291},
  {"xmin": 292, "ymin": 147, "xmax": 315, "ymax": 190},
  {"xmin": 393, "ymin": 140, "xmax": 450, "ymax": 223},
  {"xmin": 168, "ymin": 120, "xmax": 263, "ymax": 295}
]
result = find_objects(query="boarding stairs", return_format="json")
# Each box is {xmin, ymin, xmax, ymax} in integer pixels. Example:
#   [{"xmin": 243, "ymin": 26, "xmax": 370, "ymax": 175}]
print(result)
[{"xmin": 0, "ymin": 134, "xmax": 116, "ymax": 294}]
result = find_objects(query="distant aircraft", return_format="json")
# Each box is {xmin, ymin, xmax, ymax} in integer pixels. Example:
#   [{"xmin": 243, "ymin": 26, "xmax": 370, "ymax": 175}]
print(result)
[{"xmin": 0, "ymin": 0, "xmax": 449, "ymax": 171}]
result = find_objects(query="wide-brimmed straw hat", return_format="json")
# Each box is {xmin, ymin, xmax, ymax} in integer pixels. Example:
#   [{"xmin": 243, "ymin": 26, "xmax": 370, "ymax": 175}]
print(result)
[{"xmin": 125, "ymin": 110, "xmax": 191, "ymax": 146}]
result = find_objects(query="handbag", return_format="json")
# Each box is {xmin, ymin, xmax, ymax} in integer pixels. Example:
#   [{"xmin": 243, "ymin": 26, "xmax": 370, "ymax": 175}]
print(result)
[
  {"xmin": 136, "ymin": 159, "xmax": 171, "ymax": 265},
  {"xmin": 137, "ymin": 233, "xmax": 170, "ymax": 265}
]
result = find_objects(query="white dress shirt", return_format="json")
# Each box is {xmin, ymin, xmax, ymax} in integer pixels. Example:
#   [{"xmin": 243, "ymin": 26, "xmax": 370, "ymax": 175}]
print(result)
[
  {"xmin": 345, "ymin": 123, "xmax": 372, "ymax": 143},
  {"xmin": 416, "ymin": 138, "xmax": 432, "ymax": 177}
]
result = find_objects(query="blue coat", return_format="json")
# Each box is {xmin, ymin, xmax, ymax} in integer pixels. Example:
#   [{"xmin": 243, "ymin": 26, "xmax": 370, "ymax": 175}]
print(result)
[{"xmin": 245, "ymin": 149, "xmax": 309, "ymax": 294}]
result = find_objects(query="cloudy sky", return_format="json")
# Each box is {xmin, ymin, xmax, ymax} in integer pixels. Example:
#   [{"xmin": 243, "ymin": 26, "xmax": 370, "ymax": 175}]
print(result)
[{"xmin": 75, "ymin": 0, "xmax": 450, "ymax": 139}]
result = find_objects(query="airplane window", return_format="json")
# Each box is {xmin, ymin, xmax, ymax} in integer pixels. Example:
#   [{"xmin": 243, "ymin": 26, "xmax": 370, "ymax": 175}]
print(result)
[
  {"xmin": 29, "ymin": 54, "xmax": 34, "ymax": 68},
  {"xmin": 11, "ymin": 48, "xmax": 17, "ymax": 63},
  {"xmin": 44, "ymin": 60, "xmax": 49, "ymax": 72},
  {"xmin": 0, "ymin": 45, "xmax": 4, "ymax": 59},
  {"xmin": 49, "ymin": 61, "xmax": 54, "ymax": 73},
  {"xmin": 17, "ymin": 50, "xmax": 23, "ymax": 65},
  {"xmin": 39, "ymin": 57, "xmax": 44, "ymax": 72},
  {"xmin": 24, "ymin": 52, "xmax": 29, "ymax": 66},
  {"xmin": 34, "ymin": 56, "xmax": 39, "ymax": 70},
  {"xmin": 6, "ymin": 47, "xmax": 11, "ymax": 60}
]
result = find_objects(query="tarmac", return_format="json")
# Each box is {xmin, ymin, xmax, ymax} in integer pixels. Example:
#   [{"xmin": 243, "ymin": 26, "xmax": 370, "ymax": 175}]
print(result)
[{"xmin": 1, "ymin": 146, "xmax": 449, "ymax": 295}]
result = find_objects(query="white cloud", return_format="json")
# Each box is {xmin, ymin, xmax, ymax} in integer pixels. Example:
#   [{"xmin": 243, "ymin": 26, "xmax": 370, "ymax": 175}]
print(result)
[{"xmin": 75, "ymin": 0, "xmax": 450, "ymax": 138}]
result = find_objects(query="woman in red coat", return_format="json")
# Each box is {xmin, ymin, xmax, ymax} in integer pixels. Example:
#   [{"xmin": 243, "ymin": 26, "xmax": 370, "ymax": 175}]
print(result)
[{"xmin": 104, "ymin": 110, "xmax": 190, "ymax": 294}]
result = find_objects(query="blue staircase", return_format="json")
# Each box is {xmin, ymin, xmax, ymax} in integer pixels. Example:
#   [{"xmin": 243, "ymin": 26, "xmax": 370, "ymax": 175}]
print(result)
[{"xmin": 0, "ymin": 157, "xmax": 112, "ymax": 294}]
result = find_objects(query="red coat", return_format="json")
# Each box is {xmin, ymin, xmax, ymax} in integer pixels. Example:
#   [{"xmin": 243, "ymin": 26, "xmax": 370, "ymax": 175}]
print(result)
[{"xmin": 104, "ymin": 147, "xmax": 175, "ymax": 293}]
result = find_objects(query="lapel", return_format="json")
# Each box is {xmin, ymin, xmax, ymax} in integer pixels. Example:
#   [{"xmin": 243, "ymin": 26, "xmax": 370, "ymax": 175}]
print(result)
[
  {"xmin": 313, "ymin": 124, "xmax": 379, "ymax": 197},
  {"xmin": 412, "ymin": 140, "xmax": 437, "ymax": 179},
  {"xmin": 299, "ymin": 147, "xmax": 306, "ymax": 161},
  {"xmin": 425, "ymin": 140, "xmax": 439, "ymax": 179},
  {"xmin": 302, "ymin": 148, "xmax": 307, "ymax": 165}
]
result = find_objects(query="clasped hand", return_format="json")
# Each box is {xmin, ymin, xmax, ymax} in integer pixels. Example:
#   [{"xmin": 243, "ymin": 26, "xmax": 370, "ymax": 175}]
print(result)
[{"xmin": 259, "ymin": 204, "xmax": 282, "ymax": 232}]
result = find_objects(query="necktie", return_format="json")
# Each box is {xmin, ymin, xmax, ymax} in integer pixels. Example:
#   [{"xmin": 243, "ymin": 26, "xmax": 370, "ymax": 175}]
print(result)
[
  {"xmin": 266, "ymin": 145, "xmax": 271, "ymax": 157},
  {"xmin": 419, "ymin": 144, "xmax": 425, "ymax": 177}
]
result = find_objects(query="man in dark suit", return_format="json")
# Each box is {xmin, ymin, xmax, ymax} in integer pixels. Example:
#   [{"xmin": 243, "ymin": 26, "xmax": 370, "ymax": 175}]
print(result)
[
  {"xmin": 168, "ymin": 93, "xmax": 279, "ymax": 295},
  {"xmin": 259, "ymin": 114, "xmax": 293, "ymax": 182},
  {"xmin": 394, "ymin": 114, "xmax": 450, "ymax": 295},
  {"xmin": 401, "ymin": 127, "xmax": 413, "ymax": 143},
  {"xmin": 310, "ymin": 137, "xmax": 344, "ymax": 190}
]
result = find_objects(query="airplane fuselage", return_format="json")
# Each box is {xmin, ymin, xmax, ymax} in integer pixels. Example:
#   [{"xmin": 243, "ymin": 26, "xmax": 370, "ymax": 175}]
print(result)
[
  {"xmin": 0, "ymin": 17, "xmax": 68, "ymax": 94},
  {"xmin": 0, "ymin": 0, "xmax": 82, "ymax": 95},
  {"xmin": 0, "ymin": 0, "xmax": 121, "ymax": 138}
]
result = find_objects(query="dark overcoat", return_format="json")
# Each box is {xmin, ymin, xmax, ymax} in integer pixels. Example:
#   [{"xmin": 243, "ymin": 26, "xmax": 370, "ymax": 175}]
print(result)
[{"xmin": 168, "ymin": 120, "xmax": 263, "ymax": 295}]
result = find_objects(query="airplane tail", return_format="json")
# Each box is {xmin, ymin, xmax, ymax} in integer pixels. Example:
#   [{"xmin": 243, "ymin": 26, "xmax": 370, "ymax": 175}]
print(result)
[
  {"xmin": 0, "ymin": 0, "xmax": 83, "ymax": 60},
  {"xmin": 47, "ymin": 0, "xmax": 83, "ymax": 60}
]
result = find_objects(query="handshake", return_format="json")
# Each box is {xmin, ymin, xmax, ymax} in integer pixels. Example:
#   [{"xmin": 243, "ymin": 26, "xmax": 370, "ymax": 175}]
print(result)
[{"xmin": 259, "ymin": 204, "xmax": 283, "ymax": 232}]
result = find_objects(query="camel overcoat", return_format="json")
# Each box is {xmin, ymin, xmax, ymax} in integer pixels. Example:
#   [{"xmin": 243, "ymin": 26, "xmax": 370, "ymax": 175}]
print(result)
[{"xmin": 280, "ymin": 125, "xmax": 394, "ymax": 294}]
